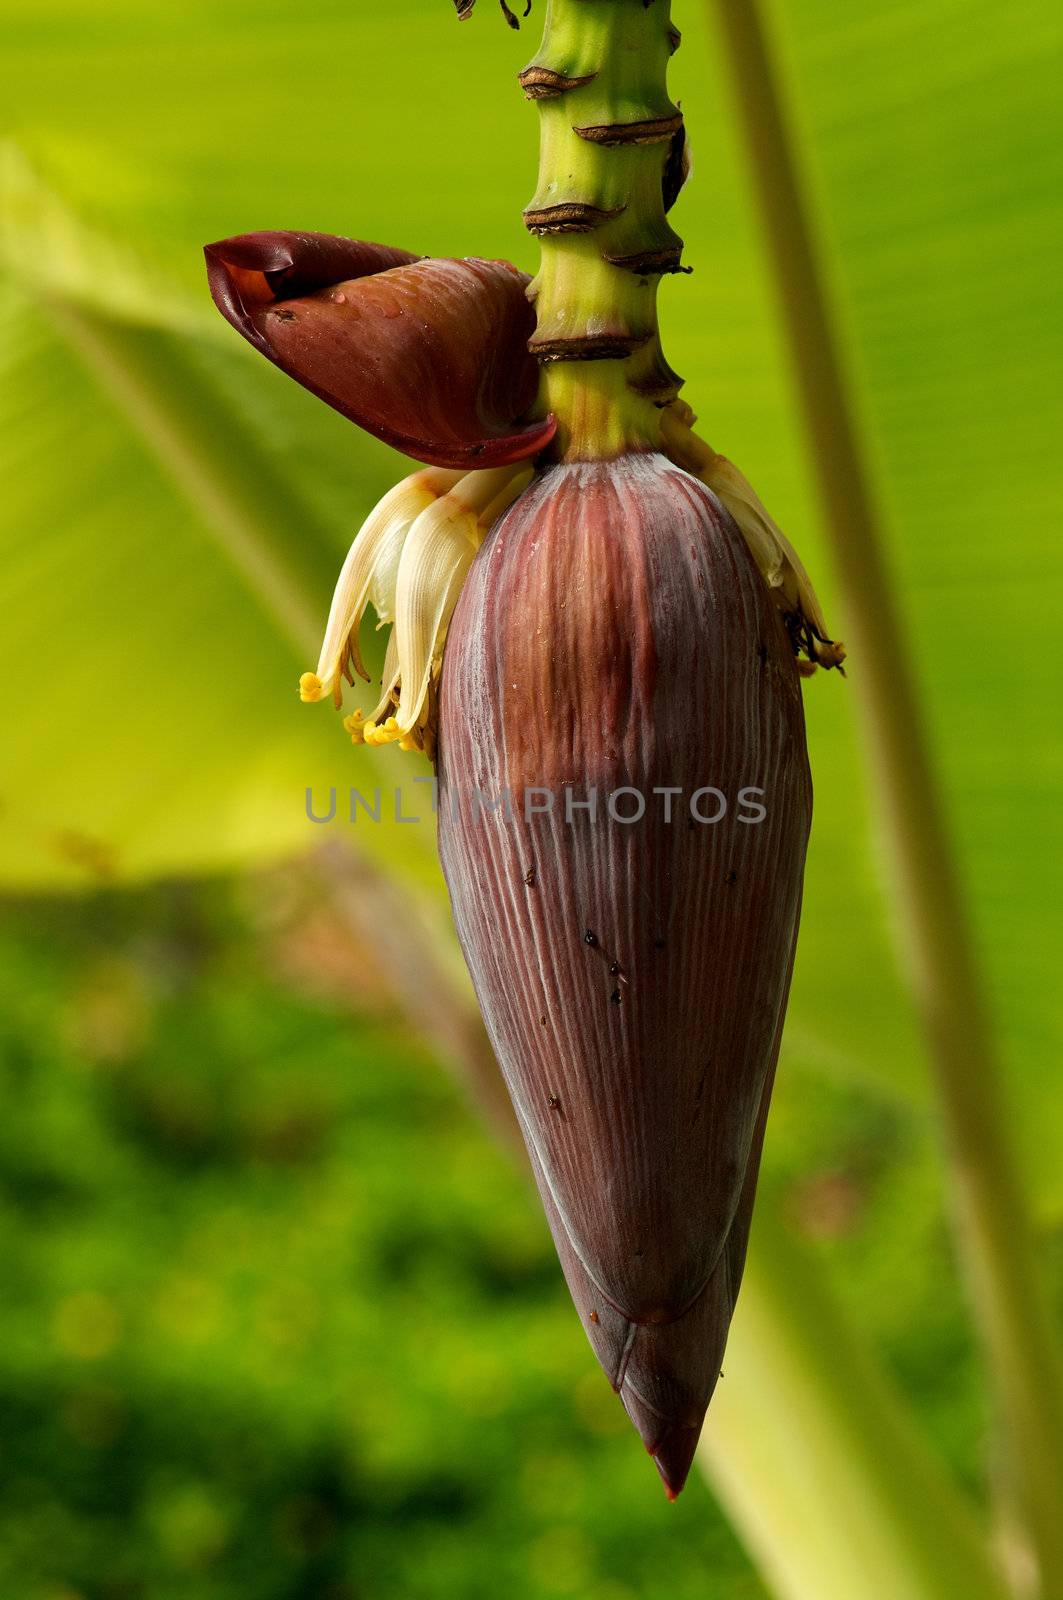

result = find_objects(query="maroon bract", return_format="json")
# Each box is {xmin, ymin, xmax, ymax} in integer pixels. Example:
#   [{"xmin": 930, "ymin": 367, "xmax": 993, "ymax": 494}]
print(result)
[
  {"xmin": 205, "ymin": 231, "xmax": 556, "ymax": 468},
  {"xmin": 436, "ymin": 455, "xmax": 812, "ymax": 1495}
]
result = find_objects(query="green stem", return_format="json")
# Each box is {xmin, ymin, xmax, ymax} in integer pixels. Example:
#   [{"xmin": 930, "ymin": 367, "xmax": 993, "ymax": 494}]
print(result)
[
  {"xmin": 709, "ymin": 2, "xmax": 1063, "ymax": 1590},
  {"xmin": 524, "ymin": 0, "xmax": 685, "ymax": 459},
  {"xmin": 700, "ymin": 1209, "xmax": 1012, "ymax": 1600}
]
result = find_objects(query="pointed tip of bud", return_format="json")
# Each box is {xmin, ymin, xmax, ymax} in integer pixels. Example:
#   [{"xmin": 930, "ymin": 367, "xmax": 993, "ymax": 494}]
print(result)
[
  {"xmin": 652, "ymin": 1423, "xmax": 703, "ymax": 1501},
  {"xmin": 619, "ymin": 1381, "xmax": 705, "ymax": 1501}
]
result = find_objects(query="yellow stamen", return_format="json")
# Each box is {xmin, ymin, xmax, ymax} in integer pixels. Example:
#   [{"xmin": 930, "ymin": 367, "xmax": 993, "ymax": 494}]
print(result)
[{"xmin": 299, "ymin": 672, "xmax": 325, "ymax": 702}]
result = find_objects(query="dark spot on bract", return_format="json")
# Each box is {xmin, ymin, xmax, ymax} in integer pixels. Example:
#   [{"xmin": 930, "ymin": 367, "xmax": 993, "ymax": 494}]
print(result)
[
  {"xmin": 610, "ymin": 989, "xmax": 622, "ymax": 1005},
  {"xmin": 589, "ymin": 1310, "xmax": 599, "ymax": 1324},
  {"xmin": 523, "ymin": 865, "xmax": 536, "ymax": 886},
  {"xmin": 725, "ymin": 870, "xmax": 738, "ymax": 885},
  {"xmin": 584, "ymin": 929, "xmax": 598, "ymax": 947}
]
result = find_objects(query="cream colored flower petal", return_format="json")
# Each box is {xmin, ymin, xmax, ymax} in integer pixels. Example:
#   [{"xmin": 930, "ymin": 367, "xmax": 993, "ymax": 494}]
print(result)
[
  {"xmin": 360, "ymin": 628, "xmax": 423, "ymax": 751},
  {"xmin": 368, "ymin": 471, "xmax": 464, "ymax": 628},
  {"xmin": 389, "ymin": 465, "xmax": 534, "ymax": 735},
  {"xmin": 348, "ymin": 631, "xmax": 402, "ymax": 748},
  {"xmin": 659, "ymin": 404, "xmax": 832, "ymax": 647},
  {"xmin": 391, "ymin": 496, "xmax": 481, "ymax": 736},
  {"xmin": 454, "ymin": 464, "xmax": 534, "ymax": 520},
  {"xmin": 478, "ymin": 465, "xmax": 534, "ymax": 529},
  {"xmin": 298, "ymin": 467, "xmax": 459, "ymax": 705},
  {"xmin": 366, "ymin": 630, "xmax": 401, "ymax": 727},
  {"xmin": 703, "ymin": 454, "xmax": 828, "ymax": 638}
]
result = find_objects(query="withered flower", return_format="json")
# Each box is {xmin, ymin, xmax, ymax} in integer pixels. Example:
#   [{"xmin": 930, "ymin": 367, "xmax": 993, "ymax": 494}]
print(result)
[{"xmin": 207, "ymin": 0, "xmax": 842, "ymax": 1499}]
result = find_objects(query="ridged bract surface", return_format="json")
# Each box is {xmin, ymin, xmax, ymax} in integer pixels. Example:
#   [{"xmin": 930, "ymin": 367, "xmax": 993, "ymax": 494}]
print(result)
[{"xmin": 437, "ymin": 453, "xmax": 812, "ymax": 1495}]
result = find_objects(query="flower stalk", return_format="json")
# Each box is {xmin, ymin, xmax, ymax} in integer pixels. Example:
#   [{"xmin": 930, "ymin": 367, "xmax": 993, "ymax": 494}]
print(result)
[
  {"xmin": 521, "ymin": 1, "xmax": 842, "ymax": 670},
  {"xmin": 523, "ymin": 0, "xmax": 686, "ymax": 459}
]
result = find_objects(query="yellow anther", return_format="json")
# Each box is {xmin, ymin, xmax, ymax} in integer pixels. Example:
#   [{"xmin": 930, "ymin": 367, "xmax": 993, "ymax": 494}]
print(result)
[
  {"xmin": 299, "ymin": 672, "xmax": 325, "ymax": 703},
  {"xmin": 398, "ymin": 736, "xmax": 419, "ymax": 753},
  {"xmin": 361, "ymin": 717, "xmax": 402, "ymax": 746}
]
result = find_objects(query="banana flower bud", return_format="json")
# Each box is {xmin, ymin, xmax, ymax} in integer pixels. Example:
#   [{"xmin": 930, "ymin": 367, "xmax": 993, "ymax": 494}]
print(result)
[
  {"xmin": 205, "ymin": 217, "xmax": 838, "ymax": 1499},
  {"xmin": 438, "ymin": 453, "xmax": 812, "ymax": 1496}
]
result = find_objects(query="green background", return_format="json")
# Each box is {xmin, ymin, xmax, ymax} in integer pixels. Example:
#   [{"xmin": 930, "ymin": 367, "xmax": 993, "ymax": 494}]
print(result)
[{"xmin": 1, "ymin": 0, "xmax": 1060, "ymax": 1595}]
